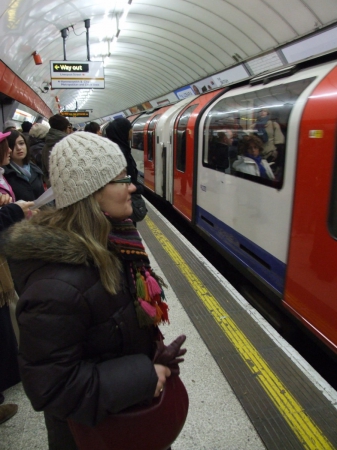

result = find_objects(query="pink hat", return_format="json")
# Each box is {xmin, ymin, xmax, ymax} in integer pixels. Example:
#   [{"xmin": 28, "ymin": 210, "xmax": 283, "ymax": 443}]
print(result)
[{"xmin": 0, "ymin": 131, "xmax": 11, "ymax": 143}]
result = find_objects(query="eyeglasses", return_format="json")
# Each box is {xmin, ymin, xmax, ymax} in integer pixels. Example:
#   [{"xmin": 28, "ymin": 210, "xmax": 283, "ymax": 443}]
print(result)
[{"xmin": 109, "ymin": 175, "xmax": 132, "ymax": 185}]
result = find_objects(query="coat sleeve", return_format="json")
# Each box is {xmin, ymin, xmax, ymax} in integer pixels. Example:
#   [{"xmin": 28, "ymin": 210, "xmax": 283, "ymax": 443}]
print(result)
[
  {"xmin": 0, "ymin": 204, "xmax": 24, "ymax": 232},
  {"xmin": 16, "ymin": 278, "xmax": 158, "ymax": 426}
]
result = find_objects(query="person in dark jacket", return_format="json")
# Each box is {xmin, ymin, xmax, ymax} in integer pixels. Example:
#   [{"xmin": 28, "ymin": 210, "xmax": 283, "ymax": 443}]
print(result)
[
  {"xmin": 1, "ymin": 132, "xmax": 186, "ymax": 450},
  {"xmin": 28, "ymin": 122, "xmax": 50, "ymax": 170},
  {"xmin": 84, "ymin": 121, "xmax": 101, "ymax": 135},
  {"xmin": 105, "ymin": 118, "xmax": 143, "ymax": 195},
  {"xmin": 41, "ymin": 114, "xmax": 72, "ymax": 187},
  {"xmin": 21, "ymin": 121, "xmax": 33, "ymax": 140},
  {"xmin": 0, "ymin": 131, "xmax": 36, "ymax": 424},
  {"xmin": 4, "ymin": 130, "xmax": 45, "ymax": 201}
]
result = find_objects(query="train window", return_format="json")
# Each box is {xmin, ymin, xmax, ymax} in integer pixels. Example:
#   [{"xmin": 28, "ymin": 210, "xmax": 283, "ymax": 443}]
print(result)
[
  {"xmin": 176, "ymin": 105, "xmax": 198, "ymax": 172},
  {"xmin": 328, "ymin": 147, "xmax": 337, "ymax": 238},
  {"xmin": 132, "ymin": 114, "xmax": 151, "ymax": 152},
  {"xmin": 203, "ymin": 78, "xmax": 314, "ymax": 188},
  {"xmin": 148, "ymin": 114, "xmax": 161, "ymax": 161}
]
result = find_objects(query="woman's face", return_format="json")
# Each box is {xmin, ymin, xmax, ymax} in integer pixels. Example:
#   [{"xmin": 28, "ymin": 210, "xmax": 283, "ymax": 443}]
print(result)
[
  {"xmin": 1, "ymin": 143, "xmax": 11, "ymax": 166},
  {"xmin": 11, "ymin": 136, "xmax": 27, "ymax": 165},
  {"xmin": 247, "ymin": 144, "xmax": 260, "ymax": 158},
  {"xmin": 94, "ymin": 170, "xmax": 136, "ymax": 221}
]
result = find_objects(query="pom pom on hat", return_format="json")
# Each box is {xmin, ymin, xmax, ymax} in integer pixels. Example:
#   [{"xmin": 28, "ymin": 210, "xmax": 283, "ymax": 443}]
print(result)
[
  {"xmin": 0, "ymin": 131, "xmax": 11, "ymax": 143},
  {"xmin": 50, "ymin": 132, "xmax": 127, "ymax": 209}
]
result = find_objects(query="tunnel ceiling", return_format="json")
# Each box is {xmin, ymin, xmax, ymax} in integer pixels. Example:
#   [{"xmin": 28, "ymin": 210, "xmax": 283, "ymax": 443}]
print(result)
[{"xmin": 1, "ymin": 0, "xmax": 337, "ymax": 123}]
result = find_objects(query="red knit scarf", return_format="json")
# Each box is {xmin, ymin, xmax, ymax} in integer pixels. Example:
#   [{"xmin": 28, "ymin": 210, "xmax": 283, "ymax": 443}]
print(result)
[{"xmin": 107, "ymin": 217, "xmax": 169, "ymax": 327}]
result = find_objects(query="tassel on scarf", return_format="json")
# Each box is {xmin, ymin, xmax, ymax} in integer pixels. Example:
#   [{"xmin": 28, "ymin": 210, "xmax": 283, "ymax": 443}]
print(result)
[
  {"xmin": 138, "ymin": 297, "xmax": 157, "ymax": 317},
  {"xmin": 107, "ymin": 218, "xmax": 170, "ymax": 327},
  {"xmin": 134, "ymin": 300, "xmax": 155, "ymax": 327},
  {"xmin": 145, "ymin": 271, "xmax": 162, "ymax": 297},
  {"xmin": 136, "ymin": 271, "xmax": 145, "ymax": 299},
  {"xmin": 141, "ymin": 274, "xmax": 150, "ymax": 302},
  {"xmin": 157, "ymin": 299, "xmax": 169, "ymax": 324}
]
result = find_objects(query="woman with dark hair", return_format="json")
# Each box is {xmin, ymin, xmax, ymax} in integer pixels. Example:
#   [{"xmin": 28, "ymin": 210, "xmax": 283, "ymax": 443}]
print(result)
[
  {"xmin": 5, "ymin": 130, "xmax": 44, "ymax": 201},
  {"xmin": 84, "ymin": 122, "xmax": 101, "ymax": 135},
  {"xmin": 0, "ymin": 131, "xmax": 36, "ymax": 424}
]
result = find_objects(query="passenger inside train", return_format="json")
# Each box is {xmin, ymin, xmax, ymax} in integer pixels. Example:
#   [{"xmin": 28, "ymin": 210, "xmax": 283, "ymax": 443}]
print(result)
[{"xmin": 232, "ymin": 134, "xmax": 275, "ymax": 181}]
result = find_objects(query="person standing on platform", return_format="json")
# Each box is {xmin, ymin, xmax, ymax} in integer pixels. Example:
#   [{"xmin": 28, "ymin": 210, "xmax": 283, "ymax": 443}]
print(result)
[
  {"xmin": 21, "ymin": 121, "xmax": 33, "ymax": 140},
  {"xmin": 41, "ymin": 114, "xmax": 72, "ymax": 187},
  {"xmin": 0, "ymin": 131, "xmax": 36, "ymax": 424},
  {"xmin": 5, "ymin": 131, "xmax": 44, "ymax": 201},
  {"xmin": 84, "ymin": 122, "xmax": 102, "ymax": 135},
  {"xmin": 3, "ymin": 120, "xmax": 16, "ymax": 132},
  {"xmin": 28, "ymin": 122, "xmax": 50, "ymax": 171},
  {"xmin": 105, "ymin": 118, "xmax": 143, "ymax": 196},
  {"xmin": 1, "ymin": 133, "xmax": 186, "ymax": 449}
]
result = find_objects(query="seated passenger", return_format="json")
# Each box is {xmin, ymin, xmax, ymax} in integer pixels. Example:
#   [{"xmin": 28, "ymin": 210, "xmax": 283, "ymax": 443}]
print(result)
[
  {"xmin": 233, "ymin": 135, "xmax": 275, "ymax": 180},
  {"xmin": 208, "ymin": 132, "xmax": 229, "ymax": 172}
]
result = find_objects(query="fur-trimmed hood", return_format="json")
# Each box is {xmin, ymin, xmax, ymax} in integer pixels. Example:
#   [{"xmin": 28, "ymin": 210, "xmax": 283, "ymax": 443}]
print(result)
[{"xmin": 0, "ymin": 219, "xmax": 92, "ymax": 266}]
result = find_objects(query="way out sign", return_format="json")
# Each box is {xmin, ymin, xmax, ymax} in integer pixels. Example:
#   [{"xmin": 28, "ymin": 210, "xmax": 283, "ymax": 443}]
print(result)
[{"xmin": 50, "ymin": 61, "xmax": 105, "ymax": 89}]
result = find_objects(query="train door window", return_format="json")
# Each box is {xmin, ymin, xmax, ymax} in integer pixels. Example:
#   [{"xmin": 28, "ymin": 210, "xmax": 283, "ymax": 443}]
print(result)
[
  {"xmin": 132, "ymin": 114, "xmax": 151, "ymax": 152},
  {"xmin": 203, "ymin": 78, "xmax": 314, "ymax": 188},
  {"xmin": 176, "ymin": 105, "xmax": 198, "ymax": 172},
  {"xmin": 148, "ymin": 115, "xmax": 161, "ymax": 161},
  {"xmin": 328, "ymin": 146, "xmax": 337, "ymax": 238}
]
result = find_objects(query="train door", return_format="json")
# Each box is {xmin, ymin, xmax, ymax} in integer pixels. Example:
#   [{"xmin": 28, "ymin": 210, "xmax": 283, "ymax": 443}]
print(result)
[
  {"xmin": 172, "ymin": 90, "xmax": 225, "ymax": 221},
  {"xmin": 144, "ymin": 112, "xmax": 167, "ymax": 192},
  {"xmin": 172, "ymin": 104, "xmax": 198, "ymax": 219},
  {"xmin": 154, "ymin": 98, "xmax": 193, "ymax": 198},
  {"xmin": 138, "ymin": 106, "xmax": 170, "ymax": 193},
  {"xmin": 131, "ymin": 113, "xmax": 153, "ymax": 181},
  {"xmin": 284, "ymin": 65, "xmax": 337, "ymax": 353}
]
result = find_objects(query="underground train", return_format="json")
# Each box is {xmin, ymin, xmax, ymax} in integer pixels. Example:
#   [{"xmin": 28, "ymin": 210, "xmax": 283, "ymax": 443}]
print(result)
[{"xmin": 126, "ymin": 57, "xmax": 337, "ymax": 355}]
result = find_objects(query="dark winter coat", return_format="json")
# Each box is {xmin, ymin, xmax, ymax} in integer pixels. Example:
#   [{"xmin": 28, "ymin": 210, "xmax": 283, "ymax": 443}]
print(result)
[
  {"xmin": 41, "ymin": 129, "xmax": 67, "ymax": 186},
  {"xmin": 4, "ymin": 162, "xmax": 44, "ymax": 201},
  {"xmin": 0, "ymin": 203, "xmax": 24, "ymax": 393},
  {"xmin": 1, "ymin": 220, "xmax": 158, "ymax": 426},
  {"xmin": 29, "ymin": 136, "xmax": 45, "ymax": 170}
]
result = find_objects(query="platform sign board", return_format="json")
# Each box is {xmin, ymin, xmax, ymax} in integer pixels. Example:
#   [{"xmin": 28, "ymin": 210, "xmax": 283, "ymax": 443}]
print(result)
[
  {"xmin": 50, "ymin": 61, "xmax": 104, "ymax": 89},
  {"xmin": 60, "ymin": 111, "xmax": 90, "ymax": 117}
]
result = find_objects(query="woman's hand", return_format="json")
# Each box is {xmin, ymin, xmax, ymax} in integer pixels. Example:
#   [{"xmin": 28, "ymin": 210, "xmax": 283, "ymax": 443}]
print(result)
[
  {"xmin": 153, "ymin": 334, "xmax": 187, "ymax": 375},
  {"xmin": 153, "ymin": 364, "xmax": 171, "ymax": 397},
  {"xmin": 0, "ymin": 193, "xmax": 12, "ymax": 206},
  {"xmin": 14, "ymin": 201, "xmax": 37, "ymax": 219}
]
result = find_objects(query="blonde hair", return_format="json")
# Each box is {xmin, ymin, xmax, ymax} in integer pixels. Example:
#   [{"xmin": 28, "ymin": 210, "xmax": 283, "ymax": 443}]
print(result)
[{"xmin": 32, "ymin": 195, "xmax": 121, "ymax": 294}]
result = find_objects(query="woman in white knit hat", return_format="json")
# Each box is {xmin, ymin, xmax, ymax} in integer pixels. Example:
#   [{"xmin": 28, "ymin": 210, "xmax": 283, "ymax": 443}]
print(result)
[{"xmin": 1, "ymin": 132, "xmax": 186, "ymax": 450}]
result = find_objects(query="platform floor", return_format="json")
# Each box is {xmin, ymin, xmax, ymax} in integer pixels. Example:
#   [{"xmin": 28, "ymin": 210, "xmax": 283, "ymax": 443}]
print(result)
[{"xmin": 1, "ymin": 200, "xmax": 337, "ymax": 449}]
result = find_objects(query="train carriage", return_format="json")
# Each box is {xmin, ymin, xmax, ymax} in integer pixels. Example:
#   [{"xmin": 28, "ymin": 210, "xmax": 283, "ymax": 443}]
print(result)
[{"xmin": 132, "ymin": 58, "xmax": 337, "ymax": 354}]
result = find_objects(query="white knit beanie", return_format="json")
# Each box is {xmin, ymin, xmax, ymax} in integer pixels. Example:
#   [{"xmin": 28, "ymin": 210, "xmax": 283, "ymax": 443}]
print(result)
[{"xmin": 50, "ymin": 132, "xmax": 127, "ymax": 209}]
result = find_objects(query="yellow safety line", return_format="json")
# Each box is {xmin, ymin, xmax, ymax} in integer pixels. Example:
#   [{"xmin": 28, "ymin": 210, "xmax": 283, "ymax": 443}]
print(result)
[{"xmin": 145, "ymin": 215, "xmax": 335, "ymax": 450}]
